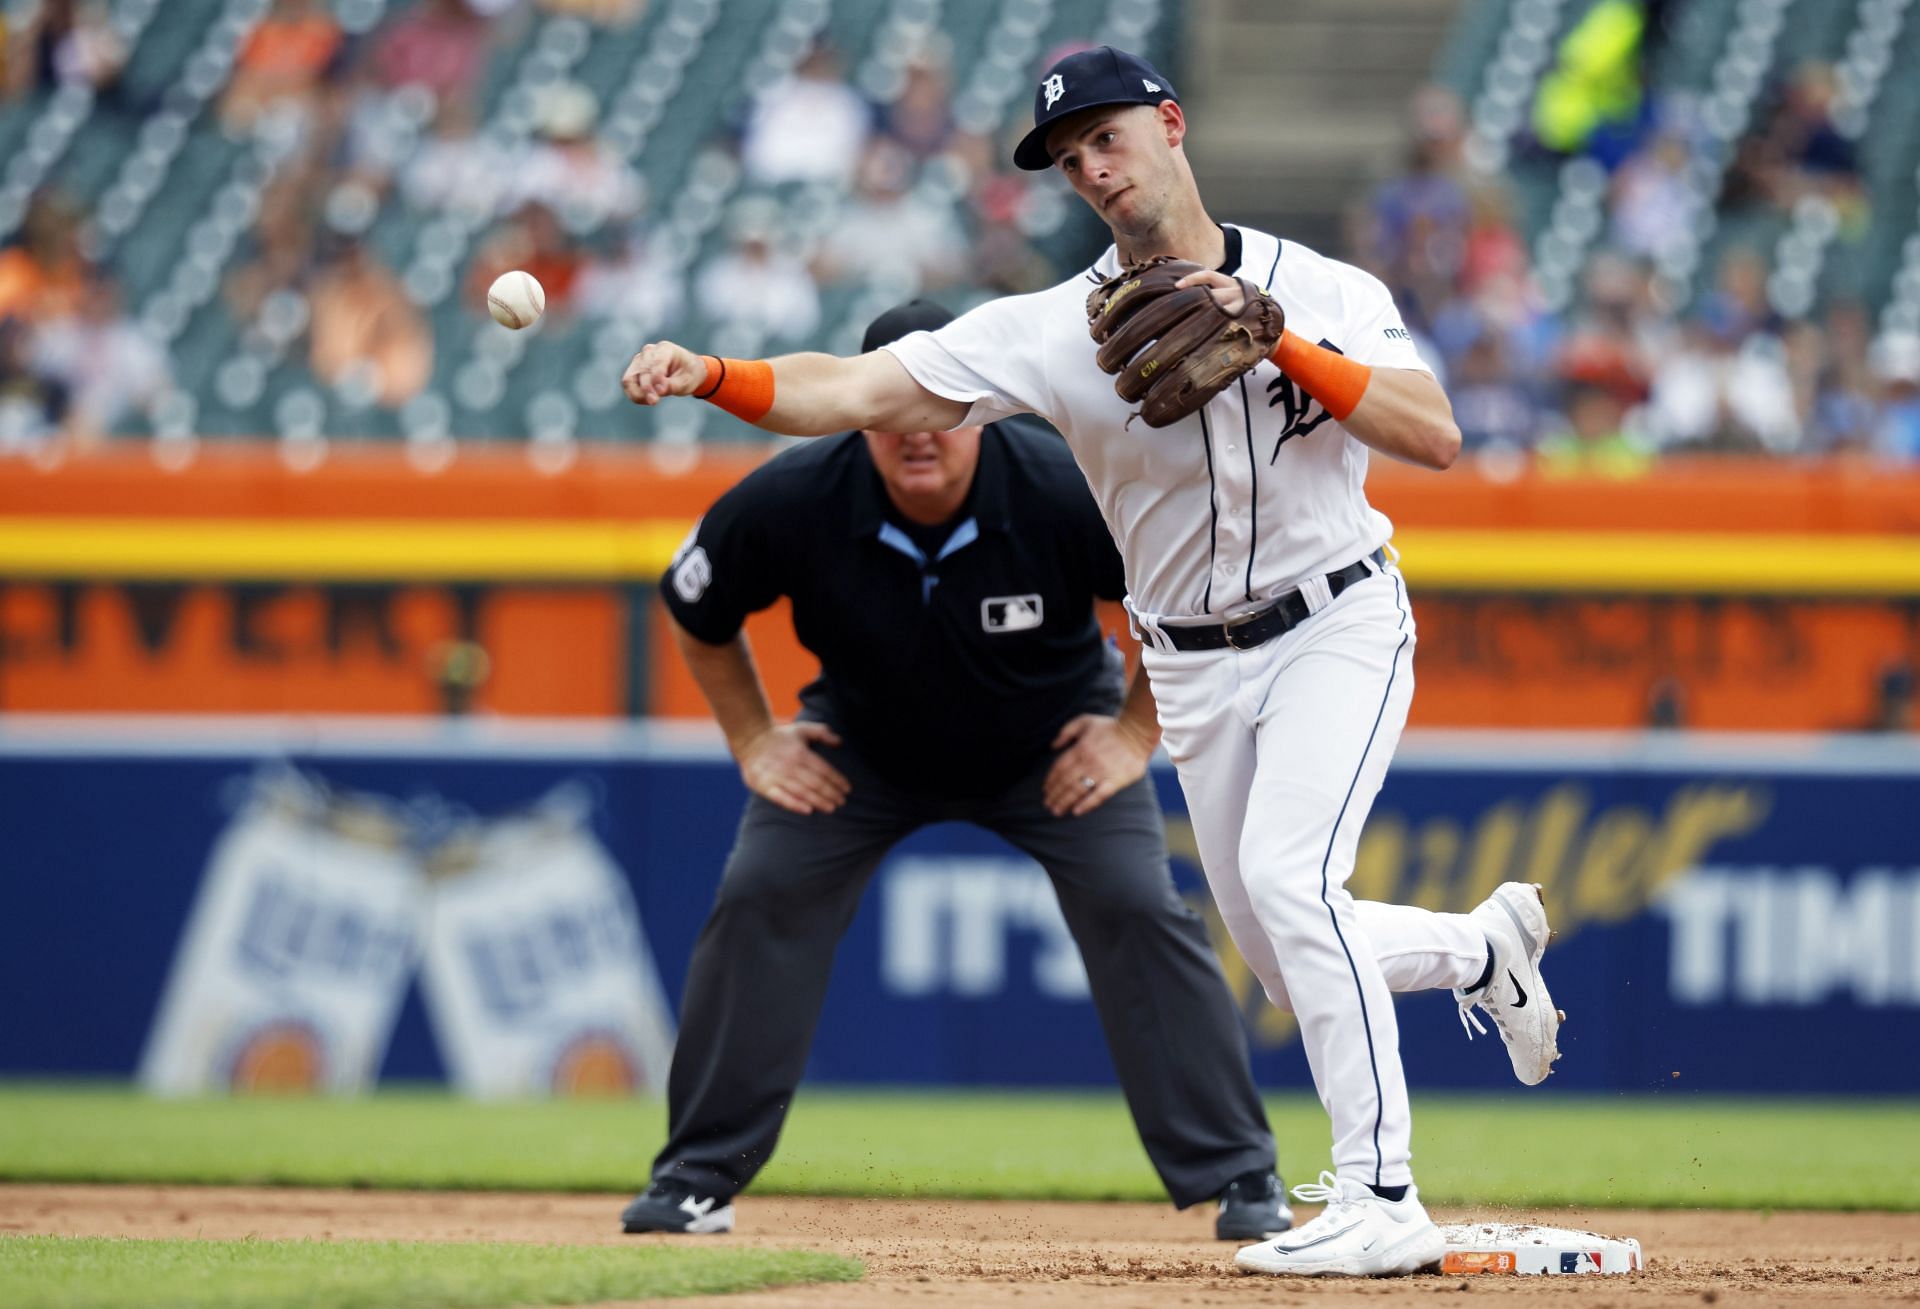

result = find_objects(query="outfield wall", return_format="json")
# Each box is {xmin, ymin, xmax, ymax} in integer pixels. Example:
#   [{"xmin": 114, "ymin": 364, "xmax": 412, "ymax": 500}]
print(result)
[
  {"xmin": 6, "ymin": 450, "xmax": 1919, "ymax": 729},
  {"xmin": 2, "ymin": 720, "xmax": 1916, "ymax": 1095}
]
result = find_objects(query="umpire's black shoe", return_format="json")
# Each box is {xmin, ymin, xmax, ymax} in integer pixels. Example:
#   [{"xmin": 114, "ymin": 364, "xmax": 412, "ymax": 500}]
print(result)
[
  {"xmin": 620, "ymin": 1178, "xmax": 735, "ymax": 1234},
  {"xmin": 1215, "ymin": 1169, "xmax": 1293, "ymax": 1240}
]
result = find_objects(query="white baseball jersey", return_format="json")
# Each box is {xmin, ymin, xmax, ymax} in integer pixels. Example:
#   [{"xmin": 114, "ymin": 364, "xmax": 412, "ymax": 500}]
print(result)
[
  {"xmin": 885, "ymin": 224, "xmax": 1516, "ymax": 1191},
  {"xmin": 882, "ymin": 225, "xmax": 1431, "ymax": 623}
]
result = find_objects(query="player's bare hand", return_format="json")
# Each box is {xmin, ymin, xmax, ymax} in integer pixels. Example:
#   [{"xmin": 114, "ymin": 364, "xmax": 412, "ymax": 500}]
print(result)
[
  {"xmin": 1045, "ymin": 714, "xmax": 1155, "ymax": 817},
  {"xmin": 736, "ymin": 721, "xmax": 850, "ymax": 815},
  {"xmin": 622, "ymin": 341, "xmax": 709, "ymax": 406},
  {"xmin": 1174, "ymin": 268, "xmax": 1246, "ymax": 315}
]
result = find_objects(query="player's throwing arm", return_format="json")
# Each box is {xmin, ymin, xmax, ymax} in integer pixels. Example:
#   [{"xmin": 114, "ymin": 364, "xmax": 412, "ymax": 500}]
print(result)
[{"xmin": 621, "ymin": 341, "xmax": 970, "ymax": 437}]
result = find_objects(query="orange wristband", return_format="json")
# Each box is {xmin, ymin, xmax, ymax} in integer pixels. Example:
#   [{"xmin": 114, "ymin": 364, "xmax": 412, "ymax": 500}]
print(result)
[
  {"xmin": 1271, "ymin": 331, "xmax": 1372, "ymax": 421},
  {"xmin": 694, "ymin": 356, "xmax": 776, "ymax": 424}
]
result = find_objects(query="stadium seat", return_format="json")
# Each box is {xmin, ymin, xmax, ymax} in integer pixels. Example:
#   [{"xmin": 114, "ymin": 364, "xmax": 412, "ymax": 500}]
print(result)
[{"xmin": 0, "ymin": 0, "xmax": 1161, "ymax": 441}]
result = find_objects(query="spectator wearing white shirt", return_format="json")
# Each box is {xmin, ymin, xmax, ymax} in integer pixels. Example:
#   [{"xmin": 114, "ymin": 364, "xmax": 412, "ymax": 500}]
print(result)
[
  {"xmin": 740, "ymin": 43, "xmax": 873, "ymax": 186},
  {"xmin": 1646, "ymin": 297, "xmax": 1799, "ymax": 453},
  {"xmin": 1609, "ymin": 130, "xmax": 1694, "ymax": 262},
  {"xmin": 695, "ymin": 200, "xmax": 819, "ymax": 343},
  {"xmin": 0, "ymin": 318, "xmax": 66, "ymax": 452},
  {"xmin": 1871, "ymin": 333, "xmax": 1920, "ymax": 462},
  {"xmin": 577, "ymin": 228, "xmax": 685, "ymax": 328},
  {"xmin": 31, "ymin": 278, "xmax": 172, "ymax": 447},
  {"xmin": 511, "ymin": 81, "xmax": 645, "ymax": 231},
  {"xmin": 815, "ymin": 138, "xmax": 965, "ymax": 293},
  {"xmin": 402, "ymin": 100, "xmax": 523, "ymax": 217}
]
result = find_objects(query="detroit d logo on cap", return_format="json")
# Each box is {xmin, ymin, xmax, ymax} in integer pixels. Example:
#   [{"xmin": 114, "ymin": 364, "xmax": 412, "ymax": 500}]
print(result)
[
  {"xmin": 982, "ymin": 595, "xmax": 1044, "ymax": 633},
  {"xmin": 1042, "ymin": 74, "xmax": 1065, "ymax": 109}
]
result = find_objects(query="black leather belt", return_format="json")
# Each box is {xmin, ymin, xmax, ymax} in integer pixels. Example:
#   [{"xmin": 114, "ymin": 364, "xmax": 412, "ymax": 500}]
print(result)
[{"xmin": 1159, "ymin": 550, "xmax": 1385, "ymax": 652}]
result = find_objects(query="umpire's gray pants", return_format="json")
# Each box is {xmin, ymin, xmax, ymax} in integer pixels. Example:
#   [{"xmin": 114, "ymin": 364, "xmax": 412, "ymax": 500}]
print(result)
[{"xmin": 651, "ymin": 739, "xmax": 1276, "ymax": 1208}]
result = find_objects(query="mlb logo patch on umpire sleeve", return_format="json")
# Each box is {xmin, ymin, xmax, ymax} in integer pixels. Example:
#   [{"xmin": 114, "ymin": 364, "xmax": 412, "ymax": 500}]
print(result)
[{"xmin": 982, "ymin": 595, "xmax": 1044, "ymax": 632}]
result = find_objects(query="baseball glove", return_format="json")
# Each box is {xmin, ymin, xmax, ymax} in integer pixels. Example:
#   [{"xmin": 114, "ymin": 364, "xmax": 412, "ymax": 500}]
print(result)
[{"xmin": 1086, "ymin": 256, "xmax": 1285, "ymax": 428}]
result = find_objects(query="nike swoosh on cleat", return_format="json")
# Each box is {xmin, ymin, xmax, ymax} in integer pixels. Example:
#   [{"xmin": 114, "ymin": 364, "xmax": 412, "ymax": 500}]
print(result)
[
  {"xmin": 1508, "ymin": 971, "xmax": 1529, "ymax": 1008},
  {"xmin": 1270, "ymin": 1220, "xmax": 1365, "ymax": 1253}
]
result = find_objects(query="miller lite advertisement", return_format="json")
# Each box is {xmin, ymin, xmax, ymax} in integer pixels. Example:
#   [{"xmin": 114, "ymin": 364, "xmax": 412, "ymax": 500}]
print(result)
[
  {"xmin": 7, "ymin": 733, "xmax": 1914, "ymax": 1094},
  {"xmin": 131, "ymin": 768, "xmax": 677, "ymax": 1097},
  {"xmin": 138, "ymin": 773, "xmax": 425, "ymax": 1095},
  {"xmin": 418, "ymin": 787, "xmax": 677, "ymax": 1098}
]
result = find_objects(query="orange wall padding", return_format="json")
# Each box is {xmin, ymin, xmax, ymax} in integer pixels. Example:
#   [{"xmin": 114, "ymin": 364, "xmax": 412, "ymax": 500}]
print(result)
[
  {"xmin": 3, "ymin": 447, "xmax": 1917, "ymax": 728},
  {"xmin": 6, "ymin": 445, "xmax": 1917, "ymax": 532},
  {"xmin": 0, "ymin": 583, "xmax": 624, "ymax": 716}
]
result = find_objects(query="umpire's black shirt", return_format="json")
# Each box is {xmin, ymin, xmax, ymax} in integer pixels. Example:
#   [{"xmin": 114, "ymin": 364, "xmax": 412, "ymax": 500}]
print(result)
[{"xmin": 662, "ymin": 420, "xmax": 1128, "ymax": 798}]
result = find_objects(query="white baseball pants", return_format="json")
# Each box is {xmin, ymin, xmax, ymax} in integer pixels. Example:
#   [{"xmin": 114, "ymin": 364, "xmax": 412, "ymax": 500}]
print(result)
[{"xmin": 1143, "ymin": 562, "xmax": 1484, "ymax": 1189}]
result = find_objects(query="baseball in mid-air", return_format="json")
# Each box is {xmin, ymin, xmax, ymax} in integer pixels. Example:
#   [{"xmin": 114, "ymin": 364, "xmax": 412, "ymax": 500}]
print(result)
[{"xmin": 487, "ymin": 270, "xmax": 545, "ymax": 329}]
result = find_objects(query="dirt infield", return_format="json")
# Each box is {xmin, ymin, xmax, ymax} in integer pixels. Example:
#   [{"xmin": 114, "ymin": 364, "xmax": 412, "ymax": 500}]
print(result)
[{"xmin": 3, "ymin": 1184, "xmax": 1915, "ymax": 1307}]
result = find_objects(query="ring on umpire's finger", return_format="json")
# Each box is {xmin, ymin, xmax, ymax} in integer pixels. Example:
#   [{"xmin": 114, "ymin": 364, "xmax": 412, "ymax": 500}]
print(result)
[{"xmin": 1080, "ymin": 775, "xmax": 1097, "ymax": 790}]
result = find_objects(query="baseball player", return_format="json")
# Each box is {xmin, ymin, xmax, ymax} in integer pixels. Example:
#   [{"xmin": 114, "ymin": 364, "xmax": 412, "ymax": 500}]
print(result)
[
  {"xmin": 623, "ymin": 48, "xmax": 1562, "ymax": 1277},
  {"xmin": 621, "ymin": 301, "xmax": 1290, "ymax": 1242}
]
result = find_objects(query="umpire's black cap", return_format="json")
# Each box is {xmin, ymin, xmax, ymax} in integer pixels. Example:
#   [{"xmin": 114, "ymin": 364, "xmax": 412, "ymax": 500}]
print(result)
[
  {"xmin": 862, "ymin": 299, "xmax": 954, "ymax": 353},
  {"xmin": 1012, "ymin": 45, "xmax": 1178, "ymax": 172}
]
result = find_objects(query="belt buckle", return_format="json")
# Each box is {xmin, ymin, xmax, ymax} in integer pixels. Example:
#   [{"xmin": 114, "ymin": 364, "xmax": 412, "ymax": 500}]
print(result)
[{"xmin": 1222, "ymin": 607, "xmax": 1268, "ymax": 651}]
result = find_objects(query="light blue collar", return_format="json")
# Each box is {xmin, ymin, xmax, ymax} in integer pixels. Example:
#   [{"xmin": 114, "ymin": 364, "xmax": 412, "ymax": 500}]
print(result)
[{"xmin": 877, "ymin": 517, "xmax": 979, "ymax": 602}]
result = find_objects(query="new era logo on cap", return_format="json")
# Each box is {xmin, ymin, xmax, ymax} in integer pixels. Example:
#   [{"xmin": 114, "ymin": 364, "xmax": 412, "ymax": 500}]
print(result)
[{"xmin": 1013, "ymin": 46, "xmax": 1178, "ymax": 171}]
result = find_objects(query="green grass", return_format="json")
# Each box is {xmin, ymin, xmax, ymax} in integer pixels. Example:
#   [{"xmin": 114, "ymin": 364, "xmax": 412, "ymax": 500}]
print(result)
[
  {"xmin": 1, "ymin": 1083, "xmax": 1914, "ymax": 1211},
  {"xmin": 2, "ymin": 1233, "xmax": 861, "ymax": 1309}
]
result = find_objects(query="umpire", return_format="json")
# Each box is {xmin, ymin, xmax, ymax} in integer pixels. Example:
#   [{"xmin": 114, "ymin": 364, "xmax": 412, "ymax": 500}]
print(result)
[{"xmin": 619, "ymin": 302, "xmax": 1287, "ymax": 1241}]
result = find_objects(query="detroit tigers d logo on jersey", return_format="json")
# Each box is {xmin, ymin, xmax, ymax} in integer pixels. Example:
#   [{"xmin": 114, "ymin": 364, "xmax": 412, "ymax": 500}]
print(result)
[{"xmin": 1267, "ymin": 338, "xmax": 1345, "ymax": 459}]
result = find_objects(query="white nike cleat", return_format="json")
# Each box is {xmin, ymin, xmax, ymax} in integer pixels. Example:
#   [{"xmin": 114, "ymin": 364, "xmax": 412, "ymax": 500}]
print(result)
[
  {"xmin": 1455, "ymin": 880, "xmax": 1563, "ymax": 1085},
  {"xmin": 1234, "ymin": 1172, "xmax": 1445, "ymax": 1277}
]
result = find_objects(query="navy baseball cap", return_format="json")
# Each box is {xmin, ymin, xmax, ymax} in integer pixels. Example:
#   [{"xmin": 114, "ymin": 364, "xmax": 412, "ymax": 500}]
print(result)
[
  {"xmin": 1013, "ymin": 45, "xmax": 1178, "ymax": 172},
  {"xmin": 862, "ymin": 299, "xmax": 954, "ymax": 353}
]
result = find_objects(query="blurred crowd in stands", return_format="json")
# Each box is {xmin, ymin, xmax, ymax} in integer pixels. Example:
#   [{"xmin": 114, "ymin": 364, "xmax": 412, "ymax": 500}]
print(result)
[
  {"xmin": 1, "ymin": 0, "xmax": 1917, "ymax": 465},
  {"xmin": 0, "ymin": 0, "xmax": 1049, "ymax": 450},
  {"xmin": 1350, "ymin": 0, "xmax": 1920, "ymax": 471}
]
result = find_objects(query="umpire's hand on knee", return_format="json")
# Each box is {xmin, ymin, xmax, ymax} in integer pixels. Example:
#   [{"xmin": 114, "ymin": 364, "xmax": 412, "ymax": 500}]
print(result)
[
  {"xmin": 1044, "ymin": 714, "xmax": 1156, "ymax": 817},
  {"xmin": 737, "ymin": 721, "xmax": 851, "ymax": 815}
]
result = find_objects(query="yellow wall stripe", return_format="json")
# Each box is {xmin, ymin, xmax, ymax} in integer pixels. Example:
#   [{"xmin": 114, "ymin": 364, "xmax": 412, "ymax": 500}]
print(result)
[
  {"xmin": 0, "ymin": 519, "xmax": 1917, "ymax": 594},
  {"xmin": 0, "ymin": 519, "xmax": 692, "ymax": 582},
  {"xmin": 1392, "ymin": 530, "xmax": 1920, "ymax": 594}
]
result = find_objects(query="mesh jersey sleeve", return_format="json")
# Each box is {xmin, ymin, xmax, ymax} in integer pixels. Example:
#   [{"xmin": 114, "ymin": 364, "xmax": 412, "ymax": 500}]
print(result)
[
  {"xmin": 879, "ymin": 291, "xmax": 1051, "ymax": 428},
  {"xmin": 659, "ymin": 470, "xmax": 785, "ymax": 645},
  {"xmin": 1340, "ymin": 264, "xmax": 1435, "ymax": 375}
]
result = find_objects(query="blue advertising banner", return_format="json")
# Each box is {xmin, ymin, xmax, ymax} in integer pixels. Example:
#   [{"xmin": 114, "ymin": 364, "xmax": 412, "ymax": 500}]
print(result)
[{"xmin": 1, "ymin": 721, "xmax": 1915, "ymax": 1094}]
